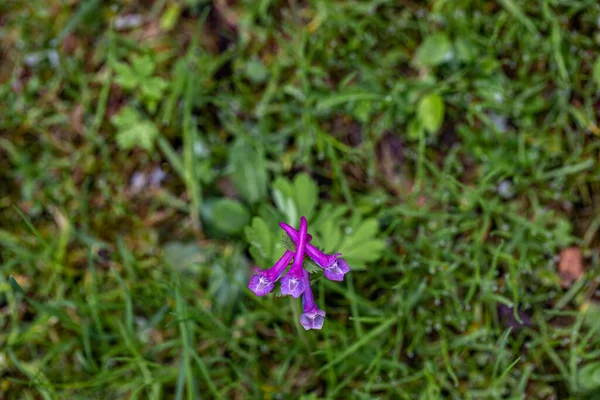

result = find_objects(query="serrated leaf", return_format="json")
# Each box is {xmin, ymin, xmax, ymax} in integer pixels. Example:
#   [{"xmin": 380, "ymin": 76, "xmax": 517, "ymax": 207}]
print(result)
[
  {"xmin": 293, "ymin": 173, "xmax": 318, "ymax": 219},
  {"xmin": 302, "ymin": 257, "xmax": 322, "ymax": 274},
  {"xmin": 229, "ymin": 139, "xmax": 268, "ymax": 204},
  {"xmin": 417, "ymin": 93, "xmax": 445, "ymax": 134},
  {"xmin": 281, "ymin": 234, "xmax": 296, "ymax": 252},
  {"xmin": 413, "ymin": 32, "xmax": 452, "ymax": 67}
]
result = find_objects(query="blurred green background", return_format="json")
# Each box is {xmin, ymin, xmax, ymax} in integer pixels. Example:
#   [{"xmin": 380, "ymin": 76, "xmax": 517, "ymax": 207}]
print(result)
[{"xmin": 1, "ymin": 1, "xmax": 600, "ymax": 399}]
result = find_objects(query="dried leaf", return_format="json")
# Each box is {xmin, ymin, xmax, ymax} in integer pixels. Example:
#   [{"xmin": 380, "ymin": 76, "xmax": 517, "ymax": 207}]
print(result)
[{"xmin": 558, "ymin": 247, "xmax": 583, "ymax": 288}]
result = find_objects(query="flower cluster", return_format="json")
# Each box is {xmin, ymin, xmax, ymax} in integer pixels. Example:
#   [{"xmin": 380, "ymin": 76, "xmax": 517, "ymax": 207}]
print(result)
[{"xmin": 247, "ymin": 216, "xmax": 350, "ymax": 330}]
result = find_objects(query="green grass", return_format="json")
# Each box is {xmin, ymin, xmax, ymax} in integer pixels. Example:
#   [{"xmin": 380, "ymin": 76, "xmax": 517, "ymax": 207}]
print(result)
[{"xmin": 2, "ymin": 0, "xmax": 600, "ymax": 399}]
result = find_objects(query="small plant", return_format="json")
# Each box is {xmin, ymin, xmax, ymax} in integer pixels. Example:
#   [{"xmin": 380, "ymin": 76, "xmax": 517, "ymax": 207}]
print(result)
[
  {"xmin": 247, "ymin": 216, "xmax": 350, "ymax": 330},
  {"xmin": 112, "ymin": 54, "xmax": 168, "ymax": 114},
  {"xmin": 110, "ymin": 105, "xmax": 159, "ymax": 151}
]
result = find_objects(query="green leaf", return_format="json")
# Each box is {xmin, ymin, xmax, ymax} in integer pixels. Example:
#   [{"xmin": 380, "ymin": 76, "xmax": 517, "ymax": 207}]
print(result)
[
  {"xmin": 417, "ymin": 93, "xmax": 445, "ymax": 134},
  {"xmin": 131, "ymin": 54, "xmax": 155, "ymax": 77},
  {"xmin": 293, "ymin": 173, "xmax": 318, "ymax": 220},
  {"xmin": 245, "ymin": 217, "xmax": 273, "ymax": 266},
  {"xmin": 413, "ymin": 32, "xmax": 452, "ymax": 67},
  {"xmin": 348, "ymin": 218, "xmax": 379, "ymax": 243},
  {"xmin": 11, "ymin": 277, "xmax": 79, "ymax": 331},
  {"xmin": 578, "ymin": 362, "xmax": 600, "ymax": 392},
  {"xmin": 281, "ymin": 233, "xmax": 296, "ymax": 252},
  {"xmin": 163, "ymin": 242, "xmax": 206, "ymax": 273},
  {"xmin": 9, "ymin": 276, "xmax": 26, "ymax": 295},
  {"xmin": 337, "ymin": 218, "xmax": 385, "ymax": 268},
  {"xmin": 339, "ymin": 239, "xmax": 386, "ymax": 267},
  {"xmin": 272, "ymin": 174, "xmax": 320, "ymax": 225},
  {"xmin": 455, "ymin": 37, "xmax": 477, "ymax": 63},
  {"xmin": 209, "ymin": 198, "xmax": 251, "ymax": 235},
  {"xmin": 141, "ymin": 77, "xmax": 169, "ymax": 101},
  {"xmin": 593, "ymin": 57, "xmax": 600, "ymax": 88},
  {"xmin": 245, "ymin": 58, "xmax": 269, "ymax": 84},
  {"xmin": 229, "ymin": 139, "xmax": 268, "ymax": 204},
  {"xmin": 117, "ymin": 122, "xmax": 159, "ymax": 151},
  {"xmin": 319, "ymin": 217, "xmax": 342, "ymax": 253},
  {"xmin": 272, "ymin": 176, "xmax": 294, "ymax": 199},
  {"xmin": 272, "ymin": 177, "xmax": 297, "ymax": 225},
  {"xmin": 302, "ymin": 258, "xmax": 322, "ymax": 274},
  {"xmin": 113, "ymin": 62, "xmax": 138, "ymax": 90},
  {"xmin": 312, "ymin": 204, "xmax": 348, "ymax": 232},
  {"xmin": 160, "ymin": 4, "xmax": 181, "ymax": 31},
  {"xmin": 111, "ymin": 106, "xmax": 159, "ymax": 151},
  {"xmin": 407, "ymin": 118, "xmax": 423, "ymax": 140},
  {"xmin": 209, "ymin": 251, "xmax": 248, "ymax": 320},
  {"xmin": 111, "ymin": 105, "xmax": 138, "ymax": 128},
  {"xmin": 353, "ymin": 100, "xmax": 373, "ymax": 123}
]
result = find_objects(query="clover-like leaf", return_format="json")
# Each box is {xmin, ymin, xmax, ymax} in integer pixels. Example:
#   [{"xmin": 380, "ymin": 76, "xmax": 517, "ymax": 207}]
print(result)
[
  {"xmin": 111, "ymin": 106, "xmax": 159, "ymax": 151},
  {"xmin": 131, "ymin": 54, "xmax": 155, "ymax": 77},
  {"xmin": 113, "ymin": 61, "xmax": 139, "ymax": 90},
  {"xmin": 141, "ymin": 77, "xmax": 169, "ymax": 101}
]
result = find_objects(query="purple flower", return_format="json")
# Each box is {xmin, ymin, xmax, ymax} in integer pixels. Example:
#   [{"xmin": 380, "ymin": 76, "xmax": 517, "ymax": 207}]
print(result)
[
  {"xmin": 322, "ymin": 257, "xmax": 350, "ymax": 281},
  {"xmin": 299, "ymin": 270, "xmax": 325, "ymax": 330},
  {"xmin": 279, "ymin": 274, "xmax": 306, "ymax": 298},
  {"xmin": 279, "ymin": 222, "xmax": 350, "ymax": 281},
  {"xmin": 248, "ymin": 250, "xmax": 294, "ymax": 296},
  {"xmin": 280, "ymin": 216, "xmax": 309, "ymax": 298}
]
